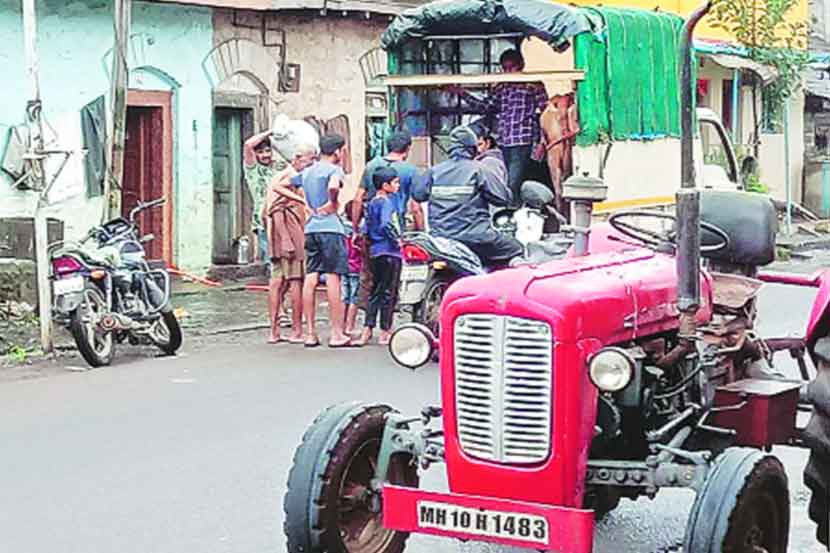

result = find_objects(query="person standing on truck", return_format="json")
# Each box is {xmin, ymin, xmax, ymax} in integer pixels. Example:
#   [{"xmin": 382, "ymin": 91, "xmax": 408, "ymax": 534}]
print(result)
[
  {"xmin": 412, "ymin": 125, "xmax": 522, "ymax": 267},
  {"xmin": 244, "ymin": 130, "xmax": 285, "ymax": 268},
  {"xmin": 447, "ymin": 49, "xmax": 549, "ymax": 206}
]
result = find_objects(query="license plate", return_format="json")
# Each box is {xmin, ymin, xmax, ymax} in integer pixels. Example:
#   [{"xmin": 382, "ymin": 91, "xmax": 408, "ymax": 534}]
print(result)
[
  {"xmin": 53, "ymin": 275, "xmax": 85, "ymax": 296},
  {"xmin": 401, "ymin": 264, "xmax": 429, "ymax": 281},
  {"xmin": 417, "ymin": 500, "xmax": 549, "ymax": 545}
]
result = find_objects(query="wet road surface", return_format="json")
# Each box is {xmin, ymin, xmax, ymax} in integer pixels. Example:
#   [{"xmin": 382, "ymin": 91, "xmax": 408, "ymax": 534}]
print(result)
[{"xmin": 0, "ymin": 270, "xmax": 826, "ymax": 553}]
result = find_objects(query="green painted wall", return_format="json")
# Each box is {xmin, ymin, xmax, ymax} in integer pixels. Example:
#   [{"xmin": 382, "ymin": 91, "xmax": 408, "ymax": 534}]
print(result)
[{"xmin": 0, "ymin": 0, "xmax": 215, "ymax": 270}]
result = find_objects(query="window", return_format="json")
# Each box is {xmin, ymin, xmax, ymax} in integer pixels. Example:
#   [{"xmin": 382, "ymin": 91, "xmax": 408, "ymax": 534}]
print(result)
[
  {"xmin": 700, "ymin": 118, "xmax": 738, "ymax": 187},
  {"xmin": 721, "ymin": 79, "xmax": 734, "ymax": 135},
  {"xmin": 394, "ymin": 36, "xmax": 521, "ymax": 162}
]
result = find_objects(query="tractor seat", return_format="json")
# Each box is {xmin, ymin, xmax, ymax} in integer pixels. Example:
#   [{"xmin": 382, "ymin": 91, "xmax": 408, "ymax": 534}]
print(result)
[{"xmin": 700, "ymin": 190, "xmax": 778, "ymax": 273}]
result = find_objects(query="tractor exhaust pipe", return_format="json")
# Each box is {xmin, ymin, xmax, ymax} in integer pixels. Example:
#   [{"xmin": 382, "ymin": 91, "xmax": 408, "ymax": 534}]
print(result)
[{"xmin": 676, "ymin": 1, "xmax": 712, "ymax": 337}]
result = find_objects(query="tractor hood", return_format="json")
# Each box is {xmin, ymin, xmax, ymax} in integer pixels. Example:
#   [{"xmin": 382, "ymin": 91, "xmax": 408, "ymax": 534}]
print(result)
[{"xmin": 442, "ymin": 246, "xmax": 713, "ymax": 345}]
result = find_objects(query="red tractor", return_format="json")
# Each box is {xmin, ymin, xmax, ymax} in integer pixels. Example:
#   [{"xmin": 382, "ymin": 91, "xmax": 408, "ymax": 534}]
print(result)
[{"xmin": 283, "ymin": 3, "xmax": 829, "ymax": 553}]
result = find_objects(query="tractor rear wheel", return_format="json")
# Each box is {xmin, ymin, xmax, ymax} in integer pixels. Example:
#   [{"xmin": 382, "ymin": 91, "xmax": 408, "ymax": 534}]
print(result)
[
  {"xmin": 284, "ymin": 402, "xmax": 419, "ymax": 553},
  {"xmin": 804, "ymin": 369, "xmax": 830, "ymax": 547},
  {"xmin": 684, "ymin": 448, "xmax": 790, "ymax": 553}
]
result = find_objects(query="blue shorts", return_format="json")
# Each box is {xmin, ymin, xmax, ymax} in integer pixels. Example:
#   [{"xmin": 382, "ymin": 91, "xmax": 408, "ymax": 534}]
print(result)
[{"xmin": 341, "ymin": 273, "xmax": 360, "ymax": 305}]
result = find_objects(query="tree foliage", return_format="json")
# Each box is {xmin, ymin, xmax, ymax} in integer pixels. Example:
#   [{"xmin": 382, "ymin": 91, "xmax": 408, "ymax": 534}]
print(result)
[{"xmin": 710, "ymin": 0, "xmax": 810, "ymax": 132}]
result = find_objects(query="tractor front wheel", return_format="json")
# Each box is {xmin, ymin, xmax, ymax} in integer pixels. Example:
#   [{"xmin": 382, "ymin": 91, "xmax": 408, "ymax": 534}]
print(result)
[
  {"xmin": 684, "ymin": 447, "xmax": 790, "ymax": 553},
  {"xmin": 284, "ymin": 402, "xmax": 419, "ymax": 553}
]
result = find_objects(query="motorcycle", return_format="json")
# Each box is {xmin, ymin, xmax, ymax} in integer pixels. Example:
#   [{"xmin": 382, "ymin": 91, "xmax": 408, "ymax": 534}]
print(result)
[
  {"xmin": 49, "ymin": 197, "xmax": 182, "ymax": 367},
  {"xmin": 399, "ymin": 181, "xmax": 572, "ymax": 332}
]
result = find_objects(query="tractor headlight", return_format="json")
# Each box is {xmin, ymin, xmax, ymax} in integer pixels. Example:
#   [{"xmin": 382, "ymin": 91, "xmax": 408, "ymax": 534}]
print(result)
[
  {"xmin": 589, "ymin": 348, "xmax": 635, "ymax": 392},
  {"xmin": 389, "ymin": 323, "xmax": 436, "ymax": 370}
]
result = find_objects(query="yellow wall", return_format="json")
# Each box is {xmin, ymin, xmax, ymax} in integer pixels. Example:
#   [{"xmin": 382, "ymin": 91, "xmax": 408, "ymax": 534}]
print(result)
[{"xmin": 565, "ymin": 0, "xmax": 809, "ymax": 43}]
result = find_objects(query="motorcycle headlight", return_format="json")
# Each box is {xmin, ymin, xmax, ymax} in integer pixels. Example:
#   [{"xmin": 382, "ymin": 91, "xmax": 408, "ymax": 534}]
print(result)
[
  {"xmin": 589, "ymin": 348, "xmax": 635, "ymax": 392},
  {"xmin": 389, "ymin": 323, "xmax": 436, "ymax": 370}
]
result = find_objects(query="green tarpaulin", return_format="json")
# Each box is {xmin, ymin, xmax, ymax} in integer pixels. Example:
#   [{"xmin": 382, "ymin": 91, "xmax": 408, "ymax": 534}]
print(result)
[{"xmin": 575, "ymin": 7, "xmax": 689, "ymax": 145}]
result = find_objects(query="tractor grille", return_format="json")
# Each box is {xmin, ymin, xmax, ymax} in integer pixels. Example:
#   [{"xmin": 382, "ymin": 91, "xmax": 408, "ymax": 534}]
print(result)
[{"xmin": 453, "ymin": 314, "xmax": 553, "ymax": 464}]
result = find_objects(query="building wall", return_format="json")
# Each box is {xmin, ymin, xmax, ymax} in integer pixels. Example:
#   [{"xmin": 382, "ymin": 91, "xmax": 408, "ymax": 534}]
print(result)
[
  {"xmin": 566, "ymin": 0, "xmax": 809, "ymax": 43},
  {"xmin": 0, "ymin": 0, "xmax": 215, "ymax": 271},
  {"xmin": 212, "ymin": 8, "xmax": 389, "ymax": 198}
]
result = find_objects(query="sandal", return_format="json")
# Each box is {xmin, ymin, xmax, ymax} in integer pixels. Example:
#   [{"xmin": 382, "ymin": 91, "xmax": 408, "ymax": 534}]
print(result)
[{"xmin": 329, "ymin": 339, "xmax": 360, "ymax": 349}]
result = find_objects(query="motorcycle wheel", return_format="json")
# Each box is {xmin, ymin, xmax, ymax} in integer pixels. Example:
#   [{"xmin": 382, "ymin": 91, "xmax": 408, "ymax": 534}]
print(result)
[
  {"xmin": 70, "ymin": 282, "xmax": 115, "ymax": 368},
  {"xmin": 150, "ymin": 311, "xmax": 183, "ymax": 355},
  {"xmin": 413, "ymin": 275, "xmax": 450, "ymax": 336},
  {"xmin": 284, "ymin": 402, "xmax": 418, "ymax": 553}
]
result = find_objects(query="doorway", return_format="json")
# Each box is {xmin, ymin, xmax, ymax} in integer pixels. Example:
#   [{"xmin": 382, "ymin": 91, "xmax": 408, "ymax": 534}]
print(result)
[
  {"xmin": 123, "ymin": 90, "xmax": 173, "ymax": 265},
  {"xmin": 212, "ymin": 107, "xmax": 253, "ymax": 264}
]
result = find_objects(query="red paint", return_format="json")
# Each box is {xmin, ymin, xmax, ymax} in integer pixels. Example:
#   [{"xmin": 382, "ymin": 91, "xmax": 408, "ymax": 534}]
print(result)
[
  {"xmin": 755, "ymin": 269, "xmax": 830, "ymax": 352},
  {"xmin": 712, "ymin": 379, "xmax": 801, "ymax": 447},
  {"xmin": 402, "ymin": 243, "xmax": 431, "ymax": 263},
  {"xmin": 52, "ymin": 256, "xmax": 83, "ymax": 276},
  {"xmin": 382, "ymin": 485, "xmax": 594, "ymax": 553},
  {"xmin": 577, "ymin": 222, "xmax": 643, "ymax": 256},
  {"xmin": 806, "ymin": 270, "xmax": 830, "ymax": 349},
  {"xmin": 437, "ymin": 249, "xmax": 712, "ymax": 510},
  {"xmin": 757, "ymin": 270, "xmax": 823, "ymax": 287},
  {"xmin": 125, "ymin": 90, "xmax": 174, "ymax": 266}
]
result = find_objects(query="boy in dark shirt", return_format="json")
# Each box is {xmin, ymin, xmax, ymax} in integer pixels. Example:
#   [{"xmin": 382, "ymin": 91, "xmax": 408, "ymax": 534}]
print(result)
[{"xmin": 356, "ymin": 167, "xmax": 402, "ymax": 346}]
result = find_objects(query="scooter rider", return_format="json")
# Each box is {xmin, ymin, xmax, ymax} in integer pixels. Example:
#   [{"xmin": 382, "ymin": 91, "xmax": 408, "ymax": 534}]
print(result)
[{"xmin": 412, "ymin": 125, "xmax": 523, "ymax": 267}]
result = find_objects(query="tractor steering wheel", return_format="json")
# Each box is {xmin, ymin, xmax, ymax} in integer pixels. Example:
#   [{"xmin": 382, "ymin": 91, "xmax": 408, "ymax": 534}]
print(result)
[{"xmin": 608, "ymin": 210, "xmax": 730, "ymax": 253}]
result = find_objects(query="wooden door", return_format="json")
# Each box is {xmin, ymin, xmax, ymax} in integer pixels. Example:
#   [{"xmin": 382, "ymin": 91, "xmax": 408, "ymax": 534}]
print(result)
[
  {"xmin": 212, "ymin": 108, "xmax": 244, "ymax": 264},
  {"xmin": 123, "ymin": 106, "xmax": 164, "ymax": 261}
]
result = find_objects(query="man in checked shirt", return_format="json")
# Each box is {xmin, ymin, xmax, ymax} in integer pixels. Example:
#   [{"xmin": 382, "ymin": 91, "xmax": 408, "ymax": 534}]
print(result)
[{"xmin": 449, "ymin": 49, "xmax": 549, "ymax": 207}]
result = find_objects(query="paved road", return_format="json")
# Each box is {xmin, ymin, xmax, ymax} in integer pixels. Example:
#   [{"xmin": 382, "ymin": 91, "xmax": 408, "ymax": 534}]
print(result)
[{"xmin": 0, "ymin": 281, "xmax": 825, "ymax": 553}]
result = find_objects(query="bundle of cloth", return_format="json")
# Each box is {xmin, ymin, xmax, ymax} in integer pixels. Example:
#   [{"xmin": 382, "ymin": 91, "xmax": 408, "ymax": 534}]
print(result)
[{"xmin": 264, "ymin": 115, "xmax": 320, "ymax": 264}]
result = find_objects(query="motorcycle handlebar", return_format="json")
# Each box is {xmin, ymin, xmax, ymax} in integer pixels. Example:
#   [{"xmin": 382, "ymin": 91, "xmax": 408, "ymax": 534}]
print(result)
[{"xmin": 129, "ymin": 197, "xmax": 166, "ymax": 222}]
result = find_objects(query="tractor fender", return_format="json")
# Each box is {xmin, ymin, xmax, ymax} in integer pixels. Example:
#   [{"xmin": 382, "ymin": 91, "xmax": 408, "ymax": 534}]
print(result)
[{"xmin": 805, "ymin": 271, "xmax": 830, "ymax": 352}]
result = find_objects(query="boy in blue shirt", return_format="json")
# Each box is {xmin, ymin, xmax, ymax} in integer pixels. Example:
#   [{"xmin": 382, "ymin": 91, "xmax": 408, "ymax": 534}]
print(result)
[
  {"xmin": 356, "ymin": 166, "xmax": 403, "ymax": 346},
  {"xmin": 278, "ymin": 133, "xmax": 351, "ymax": 348}
]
